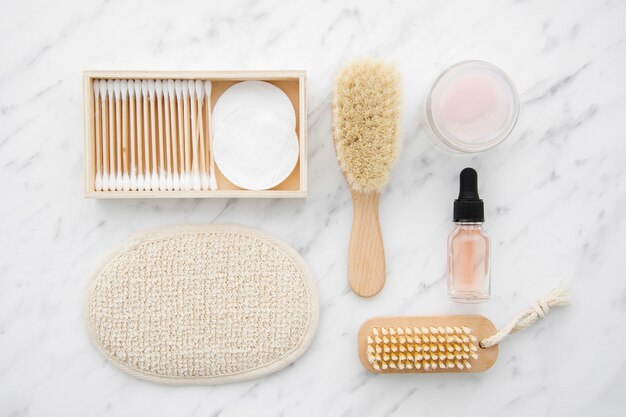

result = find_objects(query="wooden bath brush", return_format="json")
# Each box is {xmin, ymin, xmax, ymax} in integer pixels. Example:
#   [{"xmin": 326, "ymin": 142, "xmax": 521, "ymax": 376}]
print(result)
[
  {"xmin": 358, "ymin": 284, "xmax": 570, "ymax": 373},
  {"xmin": 333, "ymin": 59, "xmax": 401, "ymax": 298}
]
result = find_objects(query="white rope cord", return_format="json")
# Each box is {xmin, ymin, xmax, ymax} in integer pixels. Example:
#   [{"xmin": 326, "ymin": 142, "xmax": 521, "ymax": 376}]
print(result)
[{"xmin": 479, "ymin": 283, "xmax": 571, "ymax": 349}]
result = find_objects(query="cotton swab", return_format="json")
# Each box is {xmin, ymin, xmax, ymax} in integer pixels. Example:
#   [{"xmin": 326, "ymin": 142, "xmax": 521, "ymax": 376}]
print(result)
[
  {"xmin": 155, "ymin": 80, "xmax": 166, "ymax": 191},
  {"xmin": 175, "ymin": 80, "xmax": 184, "ymax": 190},
  {"xmin": 93, "ymin": 80, "xmax": 102, "ymax": 191},
  {"xmin": 196, "ymin": 80, "xmax": 208, "ymax": 190},
  {"xmin": 99, "ymin": 81, "xmax": 109, "ymax": 191},
  {"xmin": 141, "ymin": 80, "xmax": 151, "ymax": 191},
  {"xmin": 148, "ymin": 80, "xmax": 158, "ymax": 191},
  {"xmin": 188, "ymin": 80, "xmax": 201, "ymax": 191},
  {"xmin": 205, "ymin": 80, "xmax": 217, "ymax": 190},
  {"xmin": 162, "ymin": 80, "xmax": 172, "ymax": 190},
  {"xmin": 182, "ymin": 80, "xmax": 191, "ymax": 190},
  {"xmin": 136, "ymin": 80, "xmax": 145, "ymax": 191},
  {"xmin": 113, "ymin": 79, "xmax": 123, "ymax": 190},
  {"xmin": 167, "ymin": 80, "xmax": 179, "ymax": 190},
  {"xmin": 121, "ymin": 80, "xmax": 130, "ymax": 191},
  {"xmin": 107, "ymin": 80, "xmax": 116, "ymax": 191},
  {"xmin": 128, "ymin": 80, "xmax": 137, "ymax": 190}
]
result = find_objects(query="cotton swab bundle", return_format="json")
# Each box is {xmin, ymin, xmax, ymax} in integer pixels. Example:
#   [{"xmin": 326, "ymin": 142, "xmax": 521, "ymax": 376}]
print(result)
[{"xmin": 92, "ymin": 78, "xmax": 220, "ymax": 193}]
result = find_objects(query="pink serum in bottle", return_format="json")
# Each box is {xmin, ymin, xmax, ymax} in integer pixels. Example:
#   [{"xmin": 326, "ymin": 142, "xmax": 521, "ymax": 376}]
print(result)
[{"xmin": 448, "ymin": 168, "xmax": 490, "ymax": 303}]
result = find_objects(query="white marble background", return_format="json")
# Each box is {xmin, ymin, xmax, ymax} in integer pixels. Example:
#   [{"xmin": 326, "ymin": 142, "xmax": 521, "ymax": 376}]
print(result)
[{"xmin": 1, "ymin": 0, "xmax": 625, "ymax": 415}]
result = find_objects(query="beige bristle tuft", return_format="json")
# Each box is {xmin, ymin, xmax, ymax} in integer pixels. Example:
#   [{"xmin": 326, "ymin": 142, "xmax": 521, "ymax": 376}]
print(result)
[
  {"xmin": 363, "ymin": 325, "xmax": 485, "ymax": 373},
  {"xmin": 359, "ymin": 316, "xmax": 499, "ymax": 373},
  {"xmin": 333, "ymin": 58, "xmax": 401, "ymax": 193}
]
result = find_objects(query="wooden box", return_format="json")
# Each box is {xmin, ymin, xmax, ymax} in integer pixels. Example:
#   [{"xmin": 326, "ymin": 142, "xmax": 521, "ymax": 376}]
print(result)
[{"xmin": 83, "ymin": 70, "xmax": 306, "ymax": 198}]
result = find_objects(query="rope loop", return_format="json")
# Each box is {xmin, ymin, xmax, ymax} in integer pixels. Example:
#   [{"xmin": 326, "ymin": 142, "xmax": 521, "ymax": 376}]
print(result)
[
  {"xmin": 532, "ymin": 299, "xmax": 550, "ymax": 319},
  {"xmin": 479, "ymin": 282, "xmax": 570, "ymax": 349}
]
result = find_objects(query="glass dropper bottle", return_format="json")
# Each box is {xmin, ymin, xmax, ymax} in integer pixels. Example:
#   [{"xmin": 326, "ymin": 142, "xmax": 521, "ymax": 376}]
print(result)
[{"xmin": 447, "ymin": 167, "xmax": 491, "ymax": 303}]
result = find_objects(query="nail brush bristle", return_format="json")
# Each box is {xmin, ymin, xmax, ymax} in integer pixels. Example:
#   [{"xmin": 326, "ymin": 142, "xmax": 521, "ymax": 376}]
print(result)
[{"xmin": 365, "ymin": 325, "xmax": 479, "ymax": 372}]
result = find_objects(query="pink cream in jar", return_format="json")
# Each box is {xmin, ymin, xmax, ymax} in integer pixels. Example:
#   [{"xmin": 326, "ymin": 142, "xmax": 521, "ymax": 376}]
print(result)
[{"xmin": 423, "ymin": 61, "xmax": 519, "ymax": 153}]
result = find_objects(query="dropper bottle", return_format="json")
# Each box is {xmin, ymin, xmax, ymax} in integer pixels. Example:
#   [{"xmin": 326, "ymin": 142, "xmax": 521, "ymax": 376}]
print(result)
[{"xmin": 447, "ymin": 167, "xmax": 490, "ymax": 303}]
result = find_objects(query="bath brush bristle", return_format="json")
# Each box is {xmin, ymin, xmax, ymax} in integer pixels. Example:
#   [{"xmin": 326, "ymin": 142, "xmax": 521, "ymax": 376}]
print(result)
[
  {"xmin": 358, "ymin": 315, "xmax": 499, "ymax": 373},
  {"xmin": 333, "ymin": 58, "xmax": 401, "ymax": 193}
]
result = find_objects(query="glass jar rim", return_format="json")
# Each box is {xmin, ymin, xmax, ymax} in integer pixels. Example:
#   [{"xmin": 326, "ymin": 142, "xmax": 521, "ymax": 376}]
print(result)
[{"xmin": 425, "ymin": 60, "xmax": 519, "ymax": 153}]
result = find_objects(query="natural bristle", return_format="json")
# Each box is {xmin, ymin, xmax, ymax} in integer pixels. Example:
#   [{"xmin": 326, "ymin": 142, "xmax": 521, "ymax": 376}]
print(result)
[
  {"xmin": 333, "ymin": 58, "xmax": 401, "ymax": 193},
  {"xmin": 366, "ymin": 326, "xmax": 478, "ymax": 372}
]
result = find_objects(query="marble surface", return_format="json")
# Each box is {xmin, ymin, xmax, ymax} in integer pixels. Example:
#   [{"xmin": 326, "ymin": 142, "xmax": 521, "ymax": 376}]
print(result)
[{"xmin": 1, "ymin": 0, "xmax": 625, "ymax": 416}]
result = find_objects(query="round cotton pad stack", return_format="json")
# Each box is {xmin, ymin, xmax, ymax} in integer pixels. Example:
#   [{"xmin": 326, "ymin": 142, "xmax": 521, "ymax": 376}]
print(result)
[{"xmin": 212, "ymin": 81, "xmax": 299, "ymax": 190}]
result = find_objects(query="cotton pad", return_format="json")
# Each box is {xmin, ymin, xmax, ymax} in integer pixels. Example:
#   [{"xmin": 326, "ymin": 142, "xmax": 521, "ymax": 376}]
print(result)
[
  {"xmin": 212, "ymin": 81, "xmax": 299, "ymax": 190},
  {"xmin": 213, "ymin": 108, "xmax": 299, "ymax": 190},
  {"xmin": 213, "ymin": 80, "xmax": 296, "ymax": 129}
]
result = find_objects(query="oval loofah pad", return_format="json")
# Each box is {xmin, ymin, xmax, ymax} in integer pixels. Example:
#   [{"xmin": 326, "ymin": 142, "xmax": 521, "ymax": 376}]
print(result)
[{"xmin": 85, "ymin": 224, "xmax": 318, "ymax": 385}]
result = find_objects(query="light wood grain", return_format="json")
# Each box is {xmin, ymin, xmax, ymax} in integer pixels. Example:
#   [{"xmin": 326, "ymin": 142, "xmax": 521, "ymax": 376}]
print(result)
[
  {"xmin": 358, "ymin": 315, "xmax": 499, "ymax": 373},
  {"xmin": 348, "ymin": 191, "xmax": 386, "ymax": 297}
]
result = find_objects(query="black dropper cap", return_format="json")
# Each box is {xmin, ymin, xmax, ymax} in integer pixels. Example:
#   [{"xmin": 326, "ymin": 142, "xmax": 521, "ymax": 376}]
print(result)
[{"xmin": 453, "ymin": 168, "xmax": 485, "ymax": 222}]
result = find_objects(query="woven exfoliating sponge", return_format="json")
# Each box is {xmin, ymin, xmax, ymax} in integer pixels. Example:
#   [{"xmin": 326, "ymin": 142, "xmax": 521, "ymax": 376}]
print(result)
[
  {"xmin": 333, "ymin": 58, "xmax": 401, "ymax": 193},
  {"xmin": 85, "ymin": 224, "xmax": 319, "ymax": 385}
]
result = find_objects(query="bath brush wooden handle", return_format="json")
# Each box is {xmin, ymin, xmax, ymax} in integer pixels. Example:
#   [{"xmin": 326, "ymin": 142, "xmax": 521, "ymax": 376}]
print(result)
[
  {"xmin": 349, "ymin": 191, "xmax": 386, "ymax": 297},
  {"xmin": 358, "ymin": 315, "xmax": 499, "ymax": 373}
]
